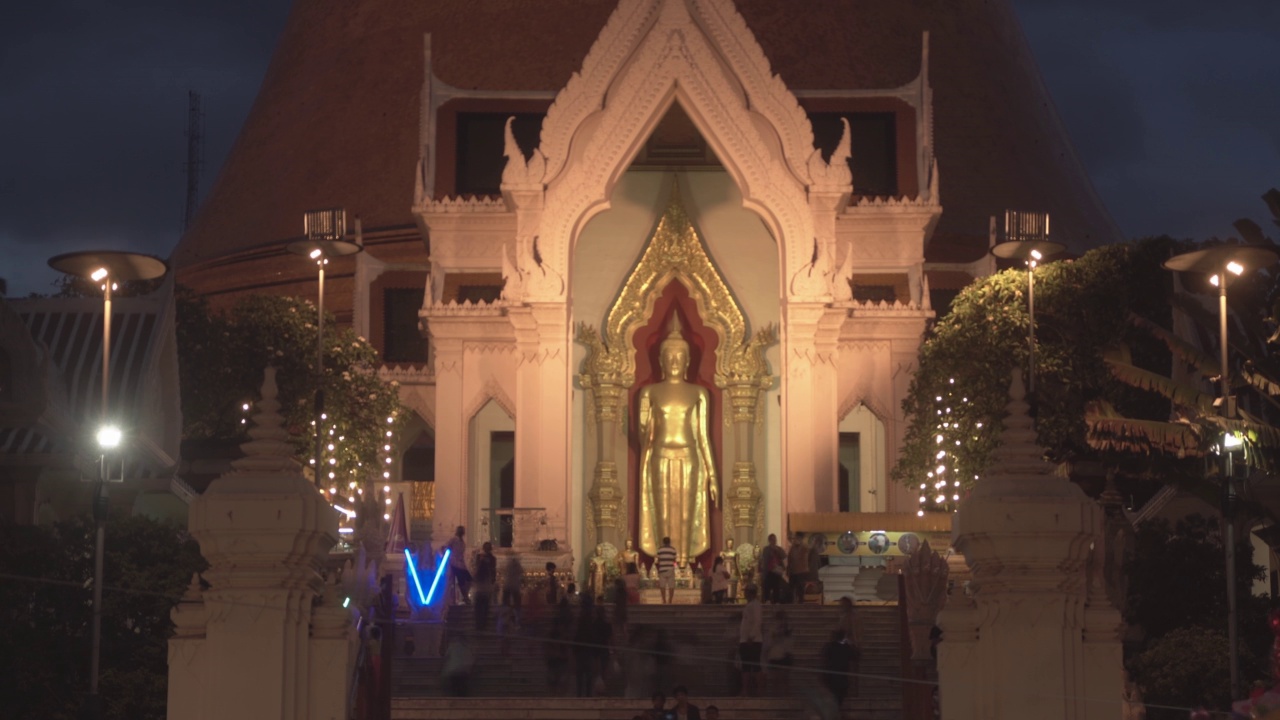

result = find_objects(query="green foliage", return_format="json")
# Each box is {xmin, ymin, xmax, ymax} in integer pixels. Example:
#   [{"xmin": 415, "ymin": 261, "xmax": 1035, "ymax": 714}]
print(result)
[
  {"xmin": 0, "ymin": 513, "xmax": 206, "ymax": 720},
  {"xmin": 895, "ymin": 239, "xmax": 1184, "ymax": 488},
  {"xmin": 1129, "ymin": 627, "xmax": 1237, "ymax": 719},
  {"xmin": 176, "ymin": 289, "xmax": 404, "ymax": 485},
  {"xmin": 1124, "ymin": 516, "xmax": 1271, "ymax": 718}
]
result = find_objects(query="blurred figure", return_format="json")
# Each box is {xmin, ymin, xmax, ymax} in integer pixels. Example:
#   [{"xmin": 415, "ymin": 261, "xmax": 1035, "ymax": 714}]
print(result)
[
  {"xmin": 671, "ymin": 685, "xmax": 702, "ymax": 720},
  {"xmin": 738, "ymin": 585, "xmax": 764, "ymax": 696},
  {"xmin": 820, "ymin": 630, "xmax": 854, "ymax": 707},
  {"xmin": 474, "ymin": 541, "xmax": 497, "ymax": 629},
  {"xmin": 787, "ymin": 533, "xmax": 809, "ymax": 603},
  {"xmin": 710, "ymin": 556, "xmax": 730, "ymax": 604},
  {"xmin": 545, "ymin": 561, "xmax": 561, "ymax": 605},
  {"xmin": 574, "ymin": 596, "xmax": 599, "ymax": 696},
  {"xmin": 446, "ymin": 526, "xmax": 471, "ymax": 604},
  {"xmin": 623, "ymin": 562, "xmax": 642, "ymax": 604},
  {"xmin": 643, "ymin": 691, "xmax": 667, "ymax": 720},
  {"xmin": 766, "ymin": 609, "xmax": 794, "ymax": 694},
  {"xmin": 759, "ymin": 534, "xmax": 786, "ymax": 605},
  {"xmin": 502, "ymin": 554, "xmax": 525, "ymax": 624},
  {"xmin": 546, "ymin": 598, "xmax": 573, "ymax": 695},
  {"xmin": 836, "ymin": 596, "xmax": 861, "ymax": 696},
  {"xmin": 442, "ymin": 630, "xmax": 475, "ymax": 697},
  {"xmin": 704, "ymin": 705, "xmax": 721, "ymax": 720}
]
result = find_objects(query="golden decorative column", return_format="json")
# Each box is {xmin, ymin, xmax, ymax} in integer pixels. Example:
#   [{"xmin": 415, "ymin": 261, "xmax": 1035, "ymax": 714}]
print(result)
[
  {"xmin": 580, "ymin": 327, "xmax": 628, "ymax": 548},
  {"xmin": 719, "ymin": 326, "xmax": 775, "ymax": 546}
]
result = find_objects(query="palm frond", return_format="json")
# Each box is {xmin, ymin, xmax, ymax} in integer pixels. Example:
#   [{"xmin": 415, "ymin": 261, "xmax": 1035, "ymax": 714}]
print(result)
[
  {"xmin": 1104, "ymin": 358, "xmax": 1215, "ymax": 413},
  {"xmin": 1084, "ymin": 400, "xmax": 1203, "ymax": 457},
  {"xmin": 1129, "ymin": 313, "xmax": 1220, "ymax": 377},
  {"xmin": 1241, "ymin": 364, "xmax": 1280, "ymax": 397}
]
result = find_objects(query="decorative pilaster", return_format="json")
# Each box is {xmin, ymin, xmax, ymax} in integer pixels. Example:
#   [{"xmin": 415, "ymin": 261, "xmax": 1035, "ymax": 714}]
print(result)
[
  {"xmin": 936, "ymin": 370, "xmax": 1121, "ymax": 720},
  {"xmin": 579, "ymin": 324, "xmax": 630, "ymax": 548}
]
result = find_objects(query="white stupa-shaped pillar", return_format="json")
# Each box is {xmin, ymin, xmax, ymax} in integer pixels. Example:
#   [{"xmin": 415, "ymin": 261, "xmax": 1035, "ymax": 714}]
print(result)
[
  {"xmin": 169, "ymin": 367, "xmax": 347, "ymax": 720},
  {"xmin": 937, "ymin": 369, "xmax": 1122, "ymax": 720}
]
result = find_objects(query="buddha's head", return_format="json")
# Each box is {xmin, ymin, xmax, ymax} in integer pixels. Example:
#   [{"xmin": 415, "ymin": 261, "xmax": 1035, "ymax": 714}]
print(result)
[{"xmin": 659, "ymin": 313, "xmax": 690, "ymax": 380}]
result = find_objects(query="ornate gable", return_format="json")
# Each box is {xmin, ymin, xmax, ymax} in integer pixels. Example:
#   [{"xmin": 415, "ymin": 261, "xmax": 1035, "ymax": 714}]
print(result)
[{"xmin": 501, "ymin": 0, "xmax": 853, "ymax": 304}]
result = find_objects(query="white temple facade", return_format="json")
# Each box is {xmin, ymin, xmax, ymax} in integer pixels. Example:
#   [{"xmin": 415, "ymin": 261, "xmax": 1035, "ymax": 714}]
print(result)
[{"xmin": 410, "ymin": 0, "xmax": 937, "ymax": 566}]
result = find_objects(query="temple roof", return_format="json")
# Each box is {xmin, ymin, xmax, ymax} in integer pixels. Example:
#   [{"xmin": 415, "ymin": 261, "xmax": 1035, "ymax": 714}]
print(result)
[{"xmin": 174, "ymin": 0, "xmax": 1119, "ymax": 269}]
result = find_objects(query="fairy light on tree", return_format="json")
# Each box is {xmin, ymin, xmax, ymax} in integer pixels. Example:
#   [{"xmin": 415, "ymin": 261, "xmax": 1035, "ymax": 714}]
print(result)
[{"xmin": 918, "ymin": 378, "xmax": 977, "ymax": 516}]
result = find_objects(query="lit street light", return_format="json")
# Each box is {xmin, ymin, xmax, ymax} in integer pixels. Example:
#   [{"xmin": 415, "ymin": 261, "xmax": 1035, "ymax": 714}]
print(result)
[
  {"xmin": 991, "ymin": 213, "xmax": 1064, "ymax": 396},
  {"xmin": 47, "ymin": 250, "xmax": 167, "ymax": 720},
  {"xmin": 286, "ymin": 209, "xmax": 362, "ymax": 485},
  {"xmin": 1163, "ymin": 243, "xmax": 1278, "ymax": 700}
]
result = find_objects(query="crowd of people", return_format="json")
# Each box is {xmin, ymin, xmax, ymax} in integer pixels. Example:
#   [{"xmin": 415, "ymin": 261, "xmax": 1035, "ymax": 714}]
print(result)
[{"xmin": 407, "ymin": 525, "xmax": 864, "ymax": 716}]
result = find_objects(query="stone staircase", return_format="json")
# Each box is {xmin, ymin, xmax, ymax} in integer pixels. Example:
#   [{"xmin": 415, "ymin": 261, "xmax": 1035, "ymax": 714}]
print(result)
[{"xmin": 391, "ymin": 602, "xmax": 905, "ymax": 719}]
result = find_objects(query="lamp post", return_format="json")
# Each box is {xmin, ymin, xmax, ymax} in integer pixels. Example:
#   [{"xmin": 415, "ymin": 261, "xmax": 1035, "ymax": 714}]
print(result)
[
  {"xmin": 47, "ymin": 250, "xmax": 167, "ymax": 719},
  {"xmin": 1163, "ymin": 244, "xmax": 1278, "ymax": 700},
  {"xmin": 286, "ymin": 209, "xmax": 361, "ymax": 487},
  {"xmin": 991, "ymin": 227, "xmax": 1064, "ymax": 396}
]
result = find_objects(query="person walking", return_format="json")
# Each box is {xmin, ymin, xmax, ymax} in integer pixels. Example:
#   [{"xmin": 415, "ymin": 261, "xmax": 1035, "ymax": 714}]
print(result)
[
  {"xmin": 656, "ymin": 537, "xmax": 678, "ymax": 605},
  {"xmin": 820, "ymin": 630, "xmax": 854, "ymax": 708},
  {"xmin": 502, "ymin": 554, "xmax": 525, "ymax": 625},
  {"xmin": 738, "ymin": 585, "xmax": 764, "ymax": 697},
  {"xmin": 786, "ymin": 533, "xmax": 810, "ymax": 603},
  {"xmin": 710, "ymin": 556, "xmax": 730, "ymax": 604},
  {"xmin": 446, "ymin": 526, "xmax": 472, "ymax": 604},
  {"xmin": 765, "ymin": 609, "xmax": 794, "ymax": 694},
  {"xmin": 836, "ymin": 596, "xmax": 862, "ymax": 696},
  {"xmin": 545, "ymin": 561, "xmax": 561, "ymax": 605},
  {"xmin": 759, "ymin": 534, "xmax": 786, "ymax": 605},
  {"xmin": 473, "ymin": 541, "xmax": 497, "ymax": 629},
  {"xmin": 574, "ymin": 596, "xmax": 599, "ymax": 697}
]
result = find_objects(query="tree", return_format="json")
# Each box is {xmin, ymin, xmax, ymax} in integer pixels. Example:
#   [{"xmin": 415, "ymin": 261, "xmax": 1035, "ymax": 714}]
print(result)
[
  {"xmin": 176, "ymin": 290, "xmax": 404, "ymax": 501},
  {"xmin": 0, "ymin": 513, "xmax": 206, "ymax": 720},
  {"xmin": 895, "ymin": 238, "xmax": 1199, "ymax": 495},
  {"xmin": 1124, "ymin": 515, "xmax": 1270, "ymax": 719}
]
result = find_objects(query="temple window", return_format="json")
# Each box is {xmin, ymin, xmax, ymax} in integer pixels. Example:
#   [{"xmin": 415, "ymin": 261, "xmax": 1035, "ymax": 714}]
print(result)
[
  {"xmin": 441, "ymin": 272, "xmax": 504, "ymax": 305},
  {"xmin": 382, "ymin": 287, "xmax": 429, "ymax": 364},
  {"xmin": 455, "ymin": 112, "xmax": 545, "ymax": 196},
  {"xmin": 810, "ymin": 111, "xmax": 898, "ymax": 197}
]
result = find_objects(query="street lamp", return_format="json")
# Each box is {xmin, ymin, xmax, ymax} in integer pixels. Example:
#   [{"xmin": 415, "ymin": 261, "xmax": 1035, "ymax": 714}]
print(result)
[
  {"xmin": 286, "ymin": 209, "xmax": 361, "ymax": 485},
  {"xmin": 47, "ymin": 249, "xmax": 167, "ymax": 719},
  {"xmin": 991, "ymin": 213, "xmax": 1065, "ymax": 396},
  {"xmin": 1163, "ymin": 243, "xmax": 1278, "ymax": 700}
]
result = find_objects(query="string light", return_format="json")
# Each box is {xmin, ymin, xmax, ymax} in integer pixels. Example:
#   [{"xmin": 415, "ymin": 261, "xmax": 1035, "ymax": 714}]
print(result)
[{"xmin": 919, "ymin": 377, "xmax": 977, "ymax": 515}]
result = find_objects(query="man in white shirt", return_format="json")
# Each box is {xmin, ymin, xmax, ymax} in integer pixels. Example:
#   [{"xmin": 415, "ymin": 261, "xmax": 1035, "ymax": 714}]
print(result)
[{"xmin": 738, "ymin": 585, "xmax": 764, "ymax": 696}]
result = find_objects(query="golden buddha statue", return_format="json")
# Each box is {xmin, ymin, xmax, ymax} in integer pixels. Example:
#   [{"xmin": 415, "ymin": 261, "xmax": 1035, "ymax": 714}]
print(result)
[
  {"xmin": 638, "ymin": 313, "xmax": 718, "ymax": 565},
  {"xmin": 617, "ymin": 538, "xmax": 640, "ymax": 575}
]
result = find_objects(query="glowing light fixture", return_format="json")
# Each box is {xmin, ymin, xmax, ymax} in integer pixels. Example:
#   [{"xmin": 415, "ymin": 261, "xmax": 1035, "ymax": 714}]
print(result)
[
  {"xmin": 96, "ymin": 425, "xmax": 122, "ymax": 450},
  {"xmin": 90, "ymin": 267, "xmax": 109, "ymax": 282},
  {"xmin": 1227, "ymin": 261, "xmax": 1244, "ymax": 276},
  {"xmin": 1224, "ymin": 432, "xmax": 1244, "ymax": 449},
  {"xmin": 404, "ymin": 548, "xmax": 429, "ymax": 605},
  {"xmin": 426, "ymin": 548, "xmax": 451, "ymax": 605}
]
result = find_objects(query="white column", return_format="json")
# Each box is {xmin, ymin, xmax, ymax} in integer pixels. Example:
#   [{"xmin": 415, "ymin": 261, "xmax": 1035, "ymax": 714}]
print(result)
[
  {"xmin": 510, "ymin": 303, "xmax": 572, "ymax": 555},
  {"xmin": 430, "ymin": 337, "xmax": 465, "ymax": 545},
  {"xmin": 780, "ymin": 302, "xmax": 843, "ymax": 523}
]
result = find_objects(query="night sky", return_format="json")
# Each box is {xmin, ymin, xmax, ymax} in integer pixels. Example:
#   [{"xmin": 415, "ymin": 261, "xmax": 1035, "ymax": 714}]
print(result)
[{"xmin": 2, "ymin": 1, "xmax": 1278, "ymax": 297}]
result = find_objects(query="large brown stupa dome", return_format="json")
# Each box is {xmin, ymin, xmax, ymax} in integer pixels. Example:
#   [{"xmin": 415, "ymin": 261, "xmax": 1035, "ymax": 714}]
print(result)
[{"xmin": 175, "ymin": 0, "xmax": 1118, "ymax": 301}]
